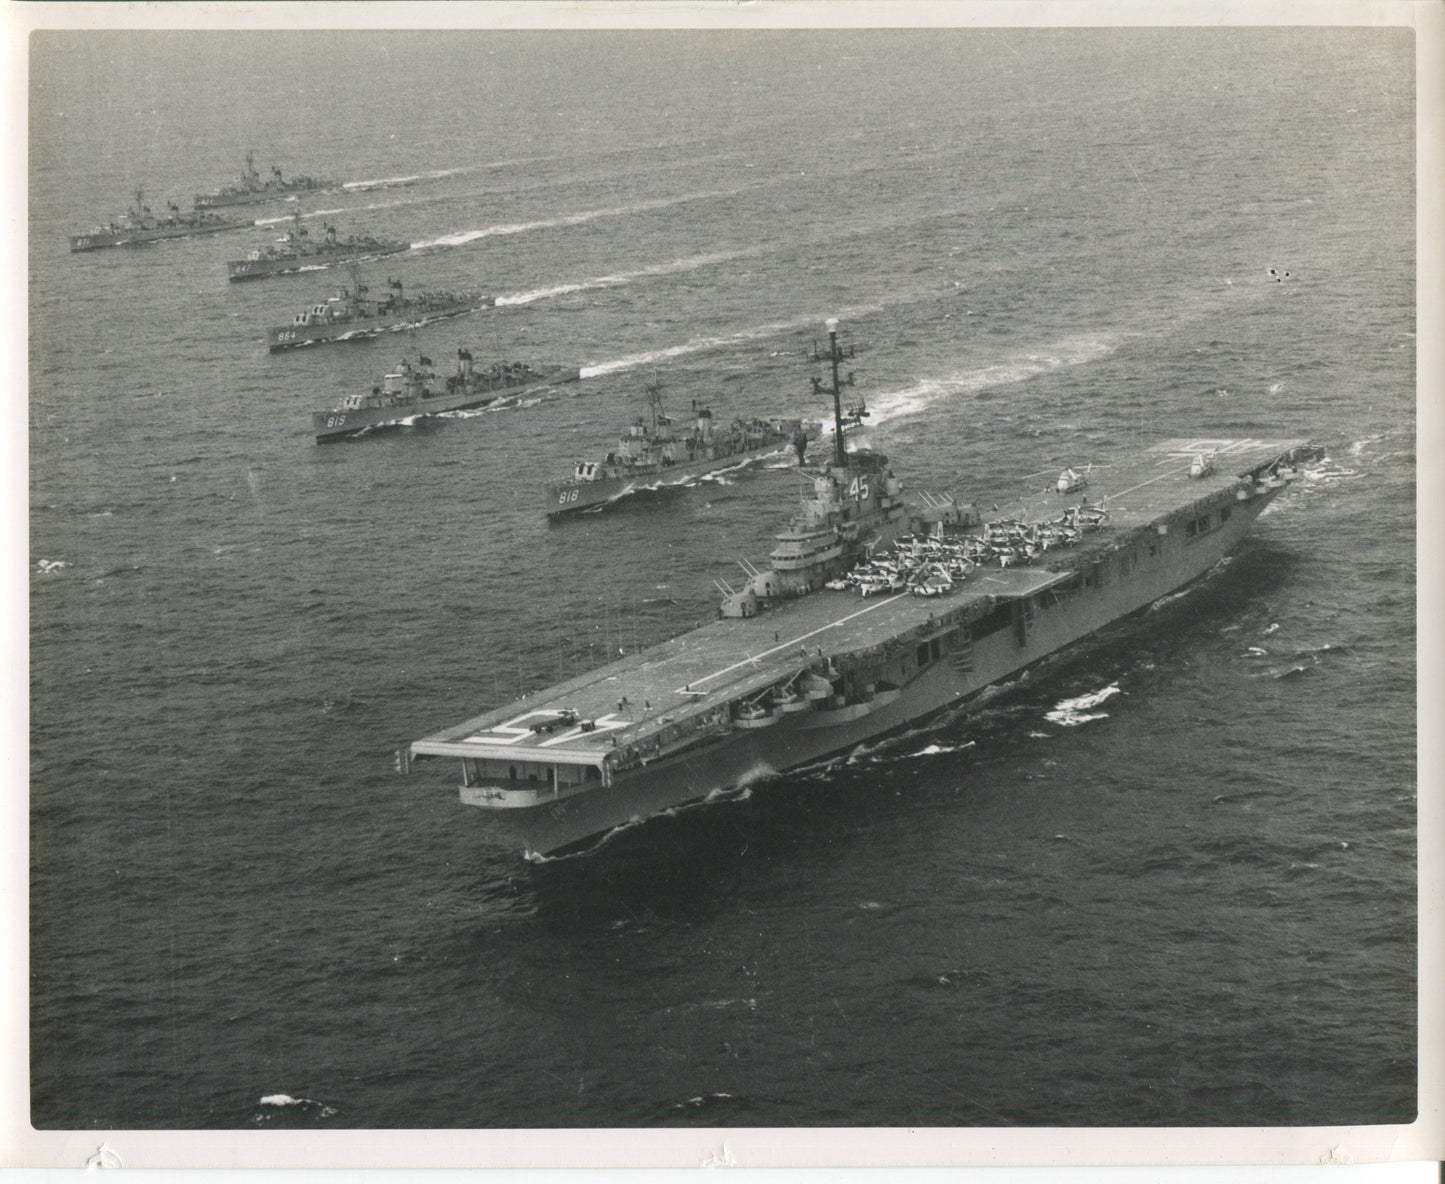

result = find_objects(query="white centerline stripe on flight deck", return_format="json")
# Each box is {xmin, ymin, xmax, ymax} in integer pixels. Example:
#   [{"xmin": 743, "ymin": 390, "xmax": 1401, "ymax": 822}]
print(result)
[
  {"xmin": 1108, "ymin": 463, "xmax": 1188, "ymax": 502},
  {"xmin": 675, "ymin": 594, "xmax": 909, "ymax": 695}
]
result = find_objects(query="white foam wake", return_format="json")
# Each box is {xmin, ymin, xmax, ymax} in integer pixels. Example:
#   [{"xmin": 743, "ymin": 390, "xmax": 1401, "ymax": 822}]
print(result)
[
  {"xmin": 1045, "ymin": 682, "xmax": 1120, "ymax": 726},
  {"xmin": 578, "ymin": 300, "xmax": 884, "ymax": 379},
  {"xmin": 861, "ymin": 336, "xmax": 1119, "ymax": 426},
  {"xmin": 256, "ymin": 1093, "xmax": 337, "ymax": 1117},
  {"xmin": 254, "ymin": 195, "xmax": 420, "ymax": 225},
  {"xmin": 1302, "ymin": 456, "xmax": 1362, "ymax": 484},
  {"xmin": 409, "ymin": 185, "xmax": 765, "ymax": 251},
  {"xmin": 494, "ymin": 249, "xmax": 756, "ymax": 314},
  {"xmin": 342, "ymin": 173, "xmax": 426, "ymax": 190},
  {"xmin": 1147, "ymin": 557, "xmax": 1230, "ymax": 608},
  {"xmin": 910, "ymin": 740, "xmax": 976, "ymax": 756}
]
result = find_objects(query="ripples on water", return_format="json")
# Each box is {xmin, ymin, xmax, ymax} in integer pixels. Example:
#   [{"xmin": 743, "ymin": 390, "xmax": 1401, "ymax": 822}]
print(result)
[{"xmin": 28, "ymin": 28, "xmax": 1415, "ymax": 1130}]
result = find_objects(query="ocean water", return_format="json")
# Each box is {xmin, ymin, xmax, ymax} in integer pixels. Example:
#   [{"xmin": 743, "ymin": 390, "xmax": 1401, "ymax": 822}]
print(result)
[{"xmin": 27, "ymin": 28, "xmax": 1416, "ymax": 1130}]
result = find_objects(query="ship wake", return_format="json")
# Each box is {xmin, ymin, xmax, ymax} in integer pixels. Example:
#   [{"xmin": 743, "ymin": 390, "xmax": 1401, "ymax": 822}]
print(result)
[
  {"xmin": 1045, "ymin": 682, "xmax": 1121, "ymax": 727},
  {"xmin": 412, "ymin": 184, "xmax": 775, "ymax": 252},
  {"xmin": 861, "ymin": 335, "xmax": 1119, "ymax": 427},
  {"xmin": 525, "ymin": 780, "xmax": 763, "ymax": 863},
  {"xmin": 342, "ymin": 172, "xmax": 429, "ymax": 191},
  {"xmin": 249, "ymin": 1093, "xmax": 338, "ymax": 1126},
  {"xmin": 525, "ymin": 814, "xmax": 650, "ymax": 863},
  {"xmin": 910, "ymin": 740, "xmax": 977, "ymax": 757},
  {"xmin": 1148, "ymin": 556, "xmax": 1232, "ymax": 611},
  {"xmin": 578, "ymin": 300, "xmax": 885, "ymax": 379}
]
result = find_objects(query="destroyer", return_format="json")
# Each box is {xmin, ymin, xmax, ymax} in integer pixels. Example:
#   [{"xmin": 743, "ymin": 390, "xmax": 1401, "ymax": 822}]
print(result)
[
  {"xmin": 267, "ymin": 268, "xmax": 493, "ymax": 350},
  {"xmin": 195, "ymin": 152, "xmax": 336, "ymax": 209},
  {"xmin": 404, "ymin": 320, "xmax": 1318, "ymax": 858},
  {"xmin": 228, "ymin": 212, "xmax": 409, "ymax": 281},
  {"xmin": 314, "ymin": 349, "xmax": 580, "ymax": 442},
  {"xmin": 546, "ymin": 379, "xmax": 821, "ymax": 515},
  {"xmin": 69, "ymin": 190, "xmax": 253, "ymax": 251}
]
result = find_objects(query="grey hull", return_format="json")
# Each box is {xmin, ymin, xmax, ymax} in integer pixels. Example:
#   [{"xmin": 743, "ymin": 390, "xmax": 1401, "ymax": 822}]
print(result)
[
  {"xmin": 195, "ymin": 184, "xmax": 337, "ymax": 209},
  {"xmin": 70, "ymin": 218, "xmax": 253, "ymax": 251},
  {"xmin": 267, "ymin": 300, "xmax": 491, "ymax": 350},
  {"xmin": 472, "ymin": 488, "xmax": 1280, "ymax": 856},
  {"xmin": 314, "ymin": 369, "xmax": 580, "ymax": 441},
  {"xmin": 546, "ymin": 444, "xmax": 798, "ymax": 516},
  {"xmin": 228, "ymin": 243, "xmax": 410, "ymax": 281}
]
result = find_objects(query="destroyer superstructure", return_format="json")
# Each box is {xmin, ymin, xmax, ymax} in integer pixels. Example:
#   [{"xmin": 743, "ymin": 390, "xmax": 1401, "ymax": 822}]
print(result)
[
  {"xmin": 546, "ymin": 378, "xmax": 819, "ymax": 515},
  {"xmin": 267, "ymin": 267, "xmax": 493, "ymax": 350},
  {"xmin": 228, "ymin": 212, "xmax": 409, "ymax": 281},
  {"xmin": 405, "ymin": 320, "xmax": 1318, "ymax": 857},
  {"xmin": 313, "ymin": 349, "xmax": 580, "ymax": 441},
  {"xmin": 69, "ymin": 189, "xmax": 253, "ymax": 251},
  {"xmin": 195, "ymin": 152, "xmax": 337, "ymax": 209}
]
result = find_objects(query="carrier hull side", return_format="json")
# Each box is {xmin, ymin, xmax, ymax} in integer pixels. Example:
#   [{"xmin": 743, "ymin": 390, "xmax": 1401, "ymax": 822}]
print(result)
[{"xmin": 466, "ymin": 487, "xmax": 1282, "ymax": 857}]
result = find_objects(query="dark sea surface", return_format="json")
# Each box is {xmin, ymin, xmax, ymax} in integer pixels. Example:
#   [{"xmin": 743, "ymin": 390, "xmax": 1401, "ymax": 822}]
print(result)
[{"xmin": 27, "ymin": 28, "xmax": 1416, "ymax": 1130}]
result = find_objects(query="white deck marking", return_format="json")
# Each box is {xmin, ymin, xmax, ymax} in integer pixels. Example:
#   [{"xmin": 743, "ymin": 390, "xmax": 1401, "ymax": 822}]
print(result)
[
  {"xmin": 1109, "ymin": 464, "xmax": 1186, "ymax": 501},
  {"xmin": 463, "ymin": 709, "xmax": 569, "ymax": 745},
  {"xmin": 538, "ymin": 713, "xmax": 629, "ymax": 747},
  {"xmin": 676, "ymin": 594, "xmax": 909, "ymax": 693},
  {"xmin": 1164, "ymin": 437, "xmax": 1264, "ymax": 460},
  {"xmin": 462, "ymin": 709, "xmax": 629, "ymax": 750}
]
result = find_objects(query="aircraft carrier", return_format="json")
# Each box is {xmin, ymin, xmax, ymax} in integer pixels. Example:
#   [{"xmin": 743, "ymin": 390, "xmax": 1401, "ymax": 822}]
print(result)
[{"xmin": 403, "ymin": 321, "xmax": 1317, "ymax": 858}]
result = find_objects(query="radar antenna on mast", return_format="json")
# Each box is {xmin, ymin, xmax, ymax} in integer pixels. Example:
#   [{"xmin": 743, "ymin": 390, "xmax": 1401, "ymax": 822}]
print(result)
[
  {"xmin": 643, "ymin": 371, "xmax": 668, "ymax": 433},
  {"xmin": 810, "ymin": 318, "xmax": 861, "ymax": 468}
]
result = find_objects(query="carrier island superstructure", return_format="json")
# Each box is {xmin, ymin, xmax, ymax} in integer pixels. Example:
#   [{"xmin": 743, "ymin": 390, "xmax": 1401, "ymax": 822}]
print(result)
[{"xmin": 404, "ymin": 321, "xmax": 1317, "ymax": 858}]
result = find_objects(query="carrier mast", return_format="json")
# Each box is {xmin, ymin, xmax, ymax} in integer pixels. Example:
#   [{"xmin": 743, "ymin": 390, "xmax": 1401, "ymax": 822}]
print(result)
[
  {"xmin": 812, "ymin": 317, "xmax": 856, "ymax": 467},
  {"xmin": 827, "ymin": 319, "xmax": 847, "ymax": 466}
]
